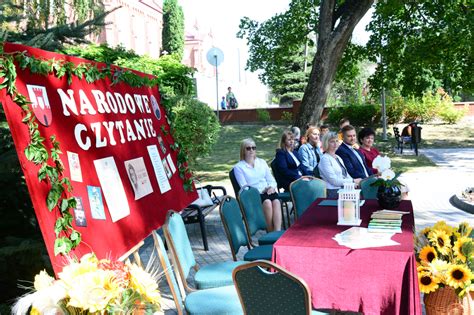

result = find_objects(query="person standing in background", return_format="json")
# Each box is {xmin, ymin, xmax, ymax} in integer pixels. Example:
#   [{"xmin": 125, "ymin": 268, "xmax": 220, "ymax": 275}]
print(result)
[
  {"xmin": 226, "ymin": 87, "xmax": 238, "ymax": 109},
  {"xmin": 220, "ymin": 96, "xmax": 227, "ymax": 110}
]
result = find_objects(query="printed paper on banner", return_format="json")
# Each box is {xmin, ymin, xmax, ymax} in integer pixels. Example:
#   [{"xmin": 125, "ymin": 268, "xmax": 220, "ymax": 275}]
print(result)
[
  {"xmin": 87, "ymin": 186, "xmax": 106, "ymax": 220},
  {"xmin": 147, "ymin": 145, "xmax": 171, "ymax": 194},
  {"xmin": 67, "ymin": 151, "xmax": 83, "ymax": 182},
  {"xmin": 166, "ymin": 154, "xmax": 177, "ymax": 174},
  {"xmin": 74, "ymin": 197, "xmax": 87, "ymax": 227},
  {"xmin": 93, "ymin": 157, "xmax": 130, "ymax": 222},
  {"xmin": 124, "ymin": 157, "xmax": 154, "ymax": 200}
]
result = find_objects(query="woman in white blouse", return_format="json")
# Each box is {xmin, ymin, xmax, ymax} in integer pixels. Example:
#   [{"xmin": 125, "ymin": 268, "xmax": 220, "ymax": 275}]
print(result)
[
  {"xmin": 318, "ymin": 132, "xmax": 362, "ymax": 198},
  {"xmin": 233, "ymin": 138, "xmax": 282, "ymax": 231}
]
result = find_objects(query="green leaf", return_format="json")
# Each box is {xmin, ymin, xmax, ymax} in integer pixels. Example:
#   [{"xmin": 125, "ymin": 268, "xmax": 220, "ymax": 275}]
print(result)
[
  {"xmin": 70, "ymin": 230, "xmax": 81, "ymax": 247},
  {"xmin": 60, "ymin": 199, "xmax": 69, "ymax": 212},
  {"xmin": 54, "ymin": 217, "xmax": 66, "ymax": 237},
  {"xmin": 54, "ymin": 237, "xmax": 73, "ymax": 256}
]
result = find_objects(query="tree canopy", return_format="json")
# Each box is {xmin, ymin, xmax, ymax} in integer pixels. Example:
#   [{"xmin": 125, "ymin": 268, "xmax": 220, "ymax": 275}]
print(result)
[
  {"xmin": 239, "ymin": 0, "xmax": 472, "ymax": 126},
  {"xmin": 162, "ymin": 0, "xmax": 185, "ymax": 60},
  {"xmin": 0, "ymin": 0, "xmax": 110, "ymax": 51},
  {"xmin": 367, "ymin": 0, "xmax": 473, "ymax": 98}
]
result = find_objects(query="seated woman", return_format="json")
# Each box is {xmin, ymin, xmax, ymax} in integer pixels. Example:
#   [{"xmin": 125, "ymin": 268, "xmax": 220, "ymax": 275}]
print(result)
[
  {"xmin": 318, "ymin": 132, "xmax": 362, "ymax": 198},
  {"xmin": 298, "ymin": 126, "xmax": 323, "ymax": 177},
  {"xmin": 290, "ymin": 126, "xmax": 302, "ymax": 152},
  {"xmin": 358, "ymin": 127, "xmax": 380, "ymax": 174},
  {"xmin": 274, "ymin": 130, "xmax": 303, "ymax": 191},
  {"xmin": 233, "ymin": 138, "xmax": 282, "ymax": 231}
]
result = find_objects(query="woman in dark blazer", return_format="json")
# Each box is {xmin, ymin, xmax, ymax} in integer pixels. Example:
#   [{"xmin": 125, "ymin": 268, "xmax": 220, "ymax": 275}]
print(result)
[{"xmin": 274, "ymin": 130, "xmax": 303, "ymax": 191}]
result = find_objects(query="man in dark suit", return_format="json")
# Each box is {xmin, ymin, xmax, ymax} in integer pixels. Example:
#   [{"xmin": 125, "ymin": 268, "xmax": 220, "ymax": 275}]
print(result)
[{"xmin": 336, "ymin": 125, "xmax": 373, "ymax": 179}]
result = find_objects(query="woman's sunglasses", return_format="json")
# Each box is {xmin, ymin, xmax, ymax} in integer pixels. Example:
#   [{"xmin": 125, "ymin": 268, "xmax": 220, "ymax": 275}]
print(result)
[{"xmin": 246, "ymin": 146, "xmax": 257, "ymax": 151}]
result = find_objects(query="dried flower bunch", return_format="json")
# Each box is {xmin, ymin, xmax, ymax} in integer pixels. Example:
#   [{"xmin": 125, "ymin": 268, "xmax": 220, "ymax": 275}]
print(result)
[{"xmin": 13, "ymin": 253, "xmax": 162, "ymax": 314}]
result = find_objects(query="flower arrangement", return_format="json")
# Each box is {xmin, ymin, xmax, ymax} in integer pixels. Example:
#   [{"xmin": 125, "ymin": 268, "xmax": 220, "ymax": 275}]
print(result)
[
  {"xmin": 13, "ymin": 253, "xmax": 162, "ymax": 314},
  {"xmin": 370, "ymin": 155, "xmax": 403, "ymax": 188},
  {"xmin": 415, "ymin": 221, "xmax": 474, "ymax": 297}
]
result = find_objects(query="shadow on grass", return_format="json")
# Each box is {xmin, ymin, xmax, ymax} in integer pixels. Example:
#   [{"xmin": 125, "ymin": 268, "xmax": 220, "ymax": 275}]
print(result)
[
  {"xmin": 193, "ymin": 124, "xmax": 287, "ymax": 182},
  {"xmin": 194, "ymin": 124, "xmax": 443, "ymax": 182}
]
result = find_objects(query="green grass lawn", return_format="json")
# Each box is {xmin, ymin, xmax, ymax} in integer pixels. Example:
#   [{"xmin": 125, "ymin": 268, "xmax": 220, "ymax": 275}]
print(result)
[{"xmin": 194, "ymin": 119, "xmax": 474, "ymax": 182}]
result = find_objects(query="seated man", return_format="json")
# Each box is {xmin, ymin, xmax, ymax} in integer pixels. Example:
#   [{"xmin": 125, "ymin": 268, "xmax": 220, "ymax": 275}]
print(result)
[{"xmin": 336, "ymin": 125, "xmax": 372, "ymax": 180}]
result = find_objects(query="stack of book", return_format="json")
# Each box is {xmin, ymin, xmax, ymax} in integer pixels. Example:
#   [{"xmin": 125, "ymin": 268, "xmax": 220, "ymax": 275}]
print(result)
[{"xmin": 368, "ymin": 210, "xmax": 409, "ymax": 233}]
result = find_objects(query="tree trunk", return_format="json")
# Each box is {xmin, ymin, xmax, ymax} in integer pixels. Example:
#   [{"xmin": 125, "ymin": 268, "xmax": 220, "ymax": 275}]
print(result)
[{"xmin": 295, "ymin": 0, "xmax": 374, "ymax": 128}]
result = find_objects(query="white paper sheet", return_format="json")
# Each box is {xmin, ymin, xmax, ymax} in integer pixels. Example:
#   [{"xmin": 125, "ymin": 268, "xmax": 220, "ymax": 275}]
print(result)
[
  {"xmin": 333, "ymin": 227, "xmax": 399, "ymax": 249},
  {"xmin": 166, "ymin": 154, "xmax": 177, "ymax": 174},
  {"xmin": 93, "ymin": 157, "xmax": 130, "ymax": 222},
  {"xmin": 147, "ymin": 145, "xmax": 171, "ymax": 194},
  {"xmin": 124, "ymin": 157, "xmax": 154, "ymax": 200},
  {"xmin": 67, "ymin": 151, "xmax": 83, "ymax": 182}
]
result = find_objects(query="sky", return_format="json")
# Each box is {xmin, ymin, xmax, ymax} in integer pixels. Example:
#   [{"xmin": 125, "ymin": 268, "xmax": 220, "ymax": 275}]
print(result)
[{"xmin": 178, "ymin": 0, "xmax": 373, "ymax": 106}]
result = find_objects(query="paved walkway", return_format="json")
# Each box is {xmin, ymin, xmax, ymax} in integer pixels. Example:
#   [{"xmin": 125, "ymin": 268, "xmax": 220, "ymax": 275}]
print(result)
[{"xmin": 153, "ymin": 148, "xmax": 474, "ymax": 314}]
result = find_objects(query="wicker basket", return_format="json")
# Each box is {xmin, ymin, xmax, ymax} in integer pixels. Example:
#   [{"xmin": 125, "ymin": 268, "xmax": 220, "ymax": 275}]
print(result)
[{"xmin": 424, "ymin": 287, "xmax": 474, "ymax": 315}]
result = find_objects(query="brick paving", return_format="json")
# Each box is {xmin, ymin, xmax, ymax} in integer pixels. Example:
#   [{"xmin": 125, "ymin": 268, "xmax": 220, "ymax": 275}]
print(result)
[{"xmin": 145, "ymin": 148, "xmax": 474, "ymax": 314}]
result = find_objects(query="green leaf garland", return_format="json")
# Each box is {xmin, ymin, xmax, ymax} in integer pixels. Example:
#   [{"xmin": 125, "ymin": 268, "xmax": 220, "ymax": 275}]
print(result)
[{"xmin": 0, "ymin": 45, "xmax": 193, "ymax": 255}]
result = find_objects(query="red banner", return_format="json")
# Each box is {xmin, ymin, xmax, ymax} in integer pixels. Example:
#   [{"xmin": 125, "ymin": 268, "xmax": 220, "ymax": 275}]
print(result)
[{"xmin": 0, "ymin": 43, "xmax": 196, "ymax": 273}]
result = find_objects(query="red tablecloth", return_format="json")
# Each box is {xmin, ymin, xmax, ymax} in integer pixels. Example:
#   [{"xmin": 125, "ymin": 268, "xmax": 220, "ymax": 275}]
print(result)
[{"xmin": 273, "ymin": 199, "xmax": 421, "ymax": 315}]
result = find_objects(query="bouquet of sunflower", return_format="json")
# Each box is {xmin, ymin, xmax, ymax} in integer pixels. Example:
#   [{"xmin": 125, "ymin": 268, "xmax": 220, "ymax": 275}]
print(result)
[
  {"xmin": 415, "ymin": 221, "xmax": 474, "ymax": 297},
  {"xmin": 13, "ymin": 253, "xmax": 162, "ymax": 314}
]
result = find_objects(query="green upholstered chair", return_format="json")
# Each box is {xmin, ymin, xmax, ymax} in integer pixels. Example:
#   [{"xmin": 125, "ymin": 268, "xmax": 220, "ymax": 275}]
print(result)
[
  {"xmin": 360, "ymin": 175, "xmax": 379, "ymax": 200},
  {"xmin": 219, "ymin": 196, "xmax": 274, "ymax": 261},
  {"xmin": 153, "ymin": 232, "xmax": 243, "ymax": 315},
  {"xmin": 289, "ymin": 176, "xmax": 327, "ymax": 220},
  {"xmin": 232, "ymin": 260, "xmax": 329, "ymax": 315},
  {"xmin": 163, "ymin": 211, "xmax": 246, "ymax": 291},
  {"xmin": 238, "ymin": 185, "xmax": 284, "ymax": 245}
]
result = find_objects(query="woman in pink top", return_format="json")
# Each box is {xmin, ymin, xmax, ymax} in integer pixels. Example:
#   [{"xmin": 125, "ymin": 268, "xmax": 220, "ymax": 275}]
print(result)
[{"xmin": 358, "ymin": 127, "xmax": 380, "ymax": 174}]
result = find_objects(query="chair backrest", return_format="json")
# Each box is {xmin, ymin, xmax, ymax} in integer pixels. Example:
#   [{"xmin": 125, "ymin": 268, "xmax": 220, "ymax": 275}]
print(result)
[
  {"xmin": 233, "ymin": 260, "xmax": 312, "ymax": 315},
  {"xmin": 393, "ymin": 126, "xmax": 400, "ymax": 138},
  {"xmin": 153, "ymin": 231, "xmax": 186, "ymax": 315},
  {"xmin": 238, "ymin": 185, "xmax": 268, "ymax": 236},
  {"xmin": 270, "ymin": 158, "xmax": 286, "ymax": 192},
  {"xmin": 290, "ymin": 176, "xmax": 327, "ymax": 219},
  {"xmin": 219, "ymin": 195, "xmax": 251, "ymax": 261},
  {"xmin": 229, "ymin": 168, "xmax": 241, "ymax": 197},
  {"xmin": 163, "ymin": 211, "xmax": 196, "ymax": 288},
  {"xmin": 360, "ymin": 175, "xmax": 378, "ymax": 199}
]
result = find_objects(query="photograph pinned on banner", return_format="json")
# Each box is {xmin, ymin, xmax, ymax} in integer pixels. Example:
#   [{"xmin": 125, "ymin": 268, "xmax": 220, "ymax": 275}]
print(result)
[
  {"xmin": 67, "ymin": 151, "xmax": 83, "ymax": 182},
  {"xmin": 124, "ymin": 157, "xmax": 154, "ymax": 200},
  {"xmin": 166, "ymin": 154, "xmax": 176, "ymax": 174},
  {"xmin": 147, "ymin": 145, "xmax": 171, "ymax": 194},
  {"xmin": 93, "ymin": 157, "xmax": 130, "ymax": 222},
  {"xmin": 162, "ymin": 158, "xmax": 173, "ymax": 179},
  {"xmin": 74, "ymin": 197, "xmax": 87, "ymax": 227},
  {"xmin": 157, "ymin": 135, "xmax": 167, "ymax": 154},
  {"xmin": 87, "ymin": 186, "xmax": 106, "ymax": 220}
]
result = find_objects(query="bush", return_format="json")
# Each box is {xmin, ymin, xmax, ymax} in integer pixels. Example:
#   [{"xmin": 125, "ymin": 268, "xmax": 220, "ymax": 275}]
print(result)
[
  {"xmin": 172, "ymin": 98, "xmax": 220, "ymax": 165},
  {"xmin": 386, "ymin": 93, "xmax": 405, "ymax": 124},
  {"xmin": 403, "ymin": 92, "xmax": 438, "ymax": 123},
  {"xmin": 256, "ymin": 109, "xmax": 271, "ymax": 123},
  {"xmin": 281, "ymin": 111, "xmax": 293, "ymax": 124},
  {"xmin": 326, "ymin": 104, "xmax": 381, "ymax": 127},
  {"xmin": 437, "ymin": 105, "xmax": 466, "ymax": 124}
]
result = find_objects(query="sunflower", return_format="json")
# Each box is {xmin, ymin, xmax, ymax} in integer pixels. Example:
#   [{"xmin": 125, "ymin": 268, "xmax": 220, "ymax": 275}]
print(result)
[
  {"xmin": 458, "ymin": 222, "xmax": 473, "ymax": 238},
  {"xmin": 433, "ymin": 221, "xmax": 454, "ymax": 236},
  {"xmin": 453, "ymin": 237, "xmax": 470, "ymax": 263},
  {"xmin": 418, "ymin": 272, "xmax": 440, "ymax": 294},
  {"xmin": 446, "ymin": 265, "xmax": 473, "ymax": 289},
  {"xmin": 421, "ymin": 227, "xmax": 431, "ymax": 237},
  {"xmin": 419, "ymin": 246, "xmax": 437, "ymax": 263},
  {"xmin": 428, "ymin": 230, "xmax": 452, "ymax": 255}
]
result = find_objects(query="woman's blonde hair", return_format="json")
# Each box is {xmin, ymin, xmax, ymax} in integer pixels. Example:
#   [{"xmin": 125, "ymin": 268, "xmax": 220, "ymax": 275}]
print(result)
[
  {"xmin": 279, "ymin": 130, "xmax": 294, "ymax": 151},
  {"xmin": 321, "ymin": 132, "xmax": 338, "ymax": 152},
  {"xmin": 240, "ymin": 138, "xmax": 256, "ymax": 160},
  {"xmin": 304, "ymin": 126, "xmax": 320, "ymax": 143}
]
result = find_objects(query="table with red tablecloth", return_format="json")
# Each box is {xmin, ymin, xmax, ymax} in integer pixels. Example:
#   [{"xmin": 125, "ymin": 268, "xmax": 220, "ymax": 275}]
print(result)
[{"xmin": 272, "ymin": 199, "xmax": 421, "ymax": 315}]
